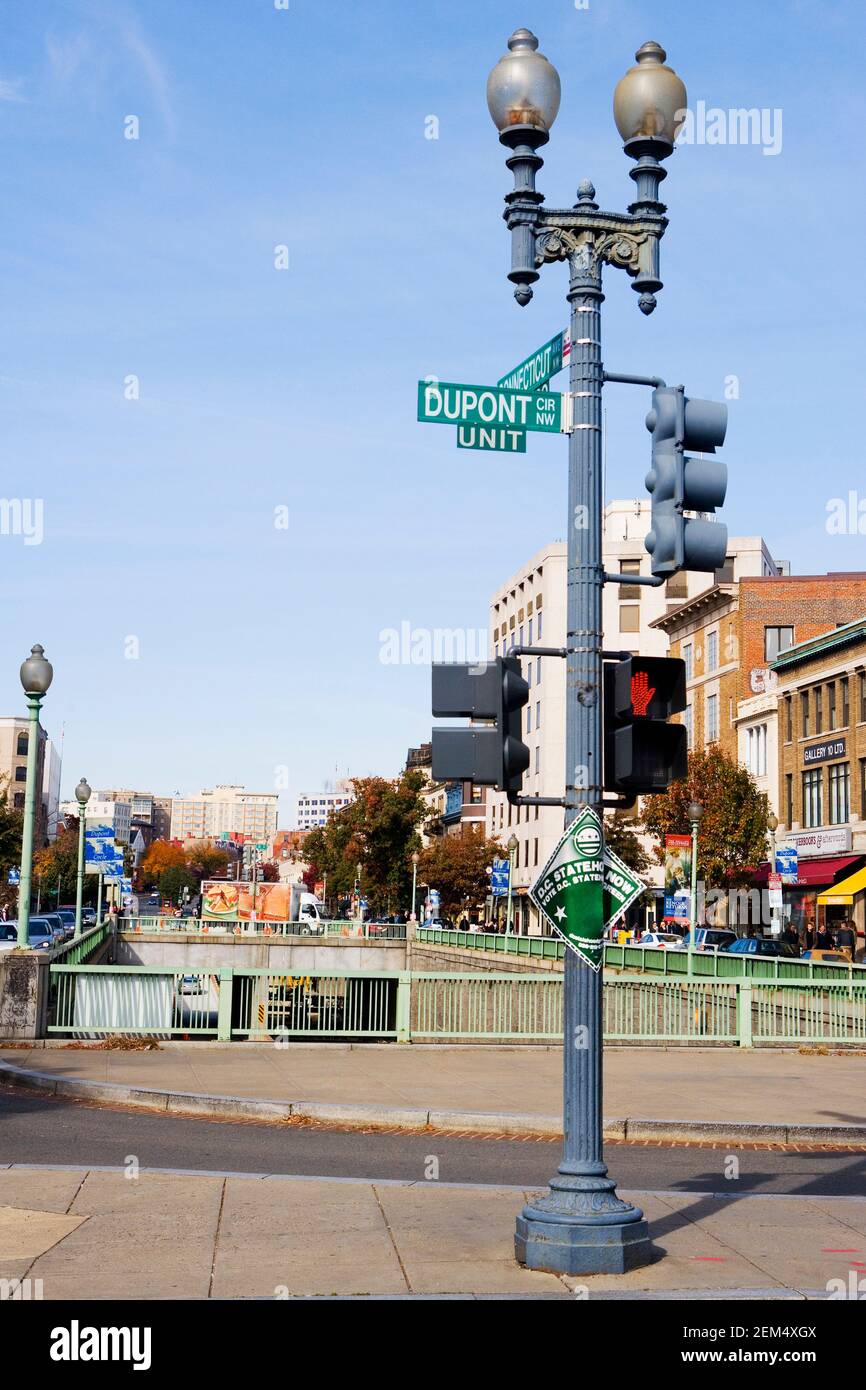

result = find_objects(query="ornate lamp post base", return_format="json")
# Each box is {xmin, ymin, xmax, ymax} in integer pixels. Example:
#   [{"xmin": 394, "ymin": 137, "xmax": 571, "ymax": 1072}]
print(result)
[{"xmin": 515, "ymin": 1187, "xmax": 653, "ymax": 1275}]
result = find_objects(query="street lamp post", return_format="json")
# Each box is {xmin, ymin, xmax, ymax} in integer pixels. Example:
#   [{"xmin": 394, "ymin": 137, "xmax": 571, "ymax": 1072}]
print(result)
[
  {"xmin": 411, "ymin": 851, "xmax": 419, "ymax": 922},
  {"xmin": 488, "ymin": 29, "xmax": 686, "ymax": 1274},
  {"xmin": 767, "ymin": 812, "xmax": 779, "ymax": 937},
  {"xmin": 74, "ymin": 777, "xmax": 92, "ymax": 938},
  {"xmin": 16, "ymin": 645, "xmax": 53, "ymax": 948},
  {"xmin": 688, "ymin": 800, "xmax": 703, "ymax": 967},
  {"xmin": 505, "ymin": 833, "xmax": 519, "ymax": 934}
]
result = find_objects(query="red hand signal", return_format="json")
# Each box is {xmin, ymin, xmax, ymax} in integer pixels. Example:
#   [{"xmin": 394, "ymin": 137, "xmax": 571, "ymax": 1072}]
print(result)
[{"xmin": 631, "ymin": 671, "xmax": 655, "ymax": 717}]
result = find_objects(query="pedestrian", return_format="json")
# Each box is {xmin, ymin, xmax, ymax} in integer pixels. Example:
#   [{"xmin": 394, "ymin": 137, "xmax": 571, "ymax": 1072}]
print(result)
[
  {"xmin": 814, "ymin": 921, "xmax": 834, "ymax": 952},
  {"xmin": 834, "ymin": 918, "xmax": 856, "ymax": 961}
]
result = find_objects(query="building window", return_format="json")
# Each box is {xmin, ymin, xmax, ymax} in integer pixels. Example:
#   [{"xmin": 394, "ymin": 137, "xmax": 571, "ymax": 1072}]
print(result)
[
  {"xmin": 785, "ymin": 696, "xmax": 793, "ymax": 743},
  {"xmin": 526, "ymin": 706, "xmax": 532, "ymax": 734},
  {"xmin": 666, "ymin": 574, "xmax": 688, "ymax": 599},
  {"xmin": 534, "ymin": 838, "xmax": 539, "ymax": 866},
  {"xmin": 536, "ymin": 700, "xmax": 541, "ymax": 729},
  {"xmin": 528, "ymin": 618, "xmax": 533, "ymax": 645},
  {"xmin": 619, "ymin": 605, "xmax": 640, "ymax": 633},
  {"xmin": 534, "ymin": 746, "xmax": 540, "ymax": 774},
  {"xmin": 683, "ymin": 703, "xmax": 693, "ymax": 750},
  {"xmin": 861, "ymin": 759, "xmax": 866, "ymax": 818},
  {"xmin": 707, "ymin": 631, "xmax": 718, "ymax": 673},
  {"xmin": 802, "ymin": 769, "xmax": 823, "ymax": 828},
  {"xmin": 860, "ymin": 672, "xmax": 866, "ymax": 723},
  {"xmin": 828, "ymin": 682, "xmax": 837, "ymax": 730},
  {"xmin": 537, "ymin": 610, "xmax": 543, "ymax": 639},
  {"xmin": 842, "ymin": 677, "xmax": 850, "ymax": 727},
  {"xmin": 706, "ymin": 693, "xmax": 719, "ymax": 743},
  {"xmin": 16, "ymin": 732, "xmax": 28, "ymax": 756},
  {"xmin": 828, "ymin": 762, "xmax": 850, "ymax": 825},
  {"xmin": 746, "ymin": 724, "xmax": 767, "ymax": 777},
  {"xmin": 14, "ymin": 765, "xmax": 27, "ymax": 782},
  {"xmin": 785, "ymin": 773, "xmax": 793, "ymax": 827},
  {"xmin": 765, "ymin": 626, "xmax": 794, "ymax": 662},
  {"xmin": 13, "ymin": 793, "xmax": 24, "ymax": 809},
  {"xmin": 683, "ymin": 643, "xmax": 693, "ymax": 681},
  {"xmin": 800, "ymin": 690, "xmax": 810, "ymax": 739},
  {"xmin": 714, "ymin": 555, "xmax": 735, "ymax": 584},
  {"xmin": 815, "ymin": 687, "xmax": 823, "ymax": 736},
  {"xmin": 536, "ymin": 658, "xmax": 541, "ymax": 685}
]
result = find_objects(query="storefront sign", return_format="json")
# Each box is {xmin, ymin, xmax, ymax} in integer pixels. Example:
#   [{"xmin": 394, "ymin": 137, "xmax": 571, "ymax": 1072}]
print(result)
[
  {"xmin": 803, "ymin": 738, "xmax": 846, "ymax": 765},
  {"xmin": 784, "ymin": 827, "xmax": 852, "ymax": 857}
]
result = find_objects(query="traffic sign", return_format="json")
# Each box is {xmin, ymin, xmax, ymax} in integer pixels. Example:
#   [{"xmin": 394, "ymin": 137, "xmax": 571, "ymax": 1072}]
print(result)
[
  {"xmin": 456, "ymin": 424, "xmax": 526, "ymax": 452},
  {"xmin": 497, "ymin": 329, "xmax": 570, "ymax": 393},
  {"xmin": 775, "ymin": 844, "xmax": 798, "ymax": 883},
  {"xmin": 530, "ymin": 807, "xmax": 605, "ymax": 970},
  {"xmin": 418, "ymin": 381, "xmax": 567, "ymax": 433},
  {"xmin": 7, "ymin": 868, "xmax": 20, "ymax": 886},
  {"xmin": 491, "ymin": 858, "xmax": 510, "ymax": 897}
]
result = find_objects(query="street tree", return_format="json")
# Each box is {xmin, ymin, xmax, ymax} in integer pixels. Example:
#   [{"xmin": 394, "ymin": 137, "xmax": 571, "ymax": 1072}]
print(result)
[
  {"xmin": 416, "ymin": 829, "xmax": 506, "ymax": 917},
  {"xmin": 641, "ymin": 746, "xmax": 770, "ymax": 888},
  {"xmin": 158, "ymin": 864, "xmax": 198, "ymax": 906},
  {"xmin": 33, "ymin": 820, "xmax": 95, "ymax": 910},
  {"xmin": 302, "ymin": 772, "xmax": 427, "ymax": 912},
  {"xmin": 603, "ymin": 812, "xmax": 650, "ymax": 875},
  {"xmin": 139, "ymin": 840, "xmax": 186, "ymax": 886},
  {"xmin": 0, "ymin": 777, "xmax": 23, "ymax": 915},
  {"xmin": 184, "ymin": 840, "xmax": 230, "ymax": 884}
]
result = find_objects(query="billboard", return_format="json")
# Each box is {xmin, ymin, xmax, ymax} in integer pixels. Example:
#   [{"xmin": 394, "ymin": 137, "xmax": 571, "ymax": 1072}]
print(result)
[
  {"xmin": 663, "ymin": 833, "xmax": 692, "ymax": 923},
  {"xmin": 201, "ymin": 881, "xmax": 295, "ymax": 922}
]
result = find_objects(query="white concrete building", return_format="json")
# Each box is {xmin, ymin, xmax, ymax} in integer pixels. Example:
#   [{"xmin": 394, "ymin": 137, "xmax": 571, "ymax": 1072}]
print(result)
[
  {"xmin": 296, "ymin": 780, "xmax": 354, "ymax": 831},
  {"xmin": 41, "ymin": 738, "xmax": 62, "ymax": 842},
  {"xmin": 59, "ymin": 797, "xmax": 131, "ymax": 845},
  {"xmin": 170, "ymin": 785, "xmax": 278, "ymax": 844},
  {"xmin": 484, "ymin": 502, "xmax": 783, "ymax": 931}
]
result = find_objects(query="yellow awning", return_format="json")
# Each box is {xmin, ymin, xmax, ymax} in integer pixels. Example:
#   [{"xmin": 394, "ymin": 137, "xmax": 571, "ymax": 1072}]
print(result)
[{"xmin": 817, "ymin": 865, "xmax": 866, "ymax": 907}]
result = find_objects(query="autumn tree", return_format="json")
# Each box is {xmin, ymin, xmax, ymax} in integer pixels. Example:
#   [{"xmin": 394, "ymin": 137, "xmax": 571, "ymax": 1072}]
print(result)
[
  {"xmin": 159, "ymin": 864, "xmax": 198, "ymax": 905},
  {"xmin": 641, "ymin": 746, "xmax": 770, "ymax": 889},
  {"xmin": 183, "ymin": 840, "xmax": 230, "ymax": 884},
  {"xmin": 416, "ymin": 829, "xmax": 506, "ymax": 917},
  {"xmin": 603, "ymin": 813, "xmax": 650, "ymax": 875},
  {"xmin": 302, "ymin": 772, "xmax": 427, "ymax": 912},
  {"xmin": 139, "ymin": 840, "xmax": 186, "ymax": 886}
]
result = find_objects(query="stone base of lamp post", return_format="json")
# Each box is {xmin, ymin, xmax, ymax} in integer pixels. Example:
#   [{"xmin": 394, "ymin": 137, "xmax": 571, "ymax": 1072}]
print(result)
[
  {"xmin": 0, "ymin": 951, "xmax": 50, "ymax": 1040},
  {"xmin": 515, "ymin": 1190, "xmax": 654, "ymax": 1275}
]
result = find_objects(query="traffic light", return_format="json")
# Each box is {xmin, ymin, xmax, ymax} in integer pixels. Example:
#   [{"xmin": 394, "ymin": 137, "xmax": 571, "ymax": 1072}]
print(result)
[
  {"xmin": 644, "ymin": 385, "xmax": 728, "ymax": 577},
  {"xmin": 603, "ymin": 656, "xmax": 687, "ymax": 794},
  {"xmin": 431, "ymin": 656, "xmax": 530, "ymax": 791}
]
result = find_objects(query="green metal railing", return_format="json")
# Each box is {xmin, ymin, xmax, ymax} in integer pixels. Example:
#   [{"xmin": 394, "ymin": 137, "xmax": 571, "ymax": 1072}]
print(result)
[
  {"xmin": 119, "ymin": 917, "xmax": 407, "ymax": 940},
  {"xmin": 416, "ymin": 927, "xmax": 864, "ymax": 982},
  {"xmin": 45, "ymin": 964, "xmax": 866, "ymax": 1046},
  {"xmin": 50, "ymin": 921, "xmax": 110, "ymax": 966}
]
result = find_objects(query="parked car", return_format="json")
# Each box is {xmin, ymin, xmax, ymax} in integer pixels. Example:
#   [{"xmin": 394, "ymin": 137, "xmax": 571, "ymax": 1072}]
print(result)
[
  {"xmin": 39, "ymin": 913, "xmax": 68, "ymax": 945},
  {"xmin": 54, "ymin": 908, "xmax": 78, "ymax": 938},
  {"xmin": 81, "ymin": 906, "xmax": 97, "ymax": 927},
  {"xmin": 678, "ymin": 928, "xmax": 738, "ymax": 952},
  {"xmin": 0, "ymin": 923, "xmax": 20, "ymax": 951},
  {"xmin": 636, "ymin": 931, "xmax": 682, "ymax": 949},
  {"xmin": 801, "ymin": 949, "xmax": 851, "ymax": 965},
  {"xmin": 725, "ymin": 938, "xmax": 799, "ymax": 958},
  {"xmin": 1, "ymin": 918, "xmax": 55, "ymax": 950}
]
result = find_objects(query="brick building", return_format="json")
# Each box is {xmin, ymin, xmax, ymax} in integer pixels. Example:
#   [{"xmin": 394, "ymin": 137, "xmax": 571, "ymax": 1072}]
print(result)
[
  {"xmin": 652, "ymin": 574, "xmax": 866, "ymax": 816},
  {"xmin": 768, "ymin": 617, "xmax": 866, "ymax": 945}
]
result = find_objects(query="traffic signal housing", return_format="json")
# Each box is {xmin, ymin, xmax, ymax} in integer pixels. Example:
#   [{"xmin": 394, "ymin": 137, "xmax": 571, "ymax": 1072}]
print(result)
[
  {"xmin": 644, "ymin": 385, "xmax": 728, "ymax": 578},
  {"xmin": 604, "ymin": 655, "xmax": 687, "ymax": 795},
  {"xmin": 431, "ymin": 656, "xmax": 530, "ymax": 792}
]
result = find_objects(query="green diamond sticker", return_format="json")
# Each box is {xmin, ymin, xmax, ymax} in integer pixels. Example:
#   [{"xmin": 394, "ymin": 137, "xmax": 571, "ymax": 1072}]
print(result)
[{"xmin": 529, "ymin": 807, "xmax": 605, "ymax": 970}]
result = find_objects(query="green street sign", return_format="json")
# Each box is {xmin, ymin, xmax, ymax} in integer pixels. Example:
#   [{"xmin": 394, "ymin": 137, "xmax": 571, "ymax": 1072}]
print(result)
[
  {"xmin": 602, "ymin": 846, "xmax": 644, "ymax": 929},
  {"xmin": 418, "ymin": 380, "xmax": 567, "ymax": 434},
  {"xmin": 456, "ymin": 424, "xmax": 527, "ymax": 453},
  {"xmin": 497, "ymin": 328, "xmax": 570, "ymax": 393},
  {"xmin": 529, "ymin": 807, "xmax": 605, "ymax": 970}
]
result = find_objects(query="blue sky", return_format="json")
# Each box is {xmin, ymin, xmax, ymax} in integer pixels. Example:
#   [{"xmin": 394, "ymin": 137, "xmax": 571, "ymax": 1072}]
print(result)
[{"xmin": 1, "ymin": 0, "xmax": 864, "ymax": 822}]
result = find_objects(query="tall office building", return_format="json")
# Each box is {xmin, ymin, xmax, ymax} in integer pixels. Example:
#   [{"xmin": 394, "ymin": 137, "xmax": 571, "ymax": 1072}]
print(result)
[
  {"xmin": 170, "ymin": 785, "xmax": 279, "ymax": 844},
  {"xmin": 296, "ymin": 780, "xmax": 355, "ymax": 831}
]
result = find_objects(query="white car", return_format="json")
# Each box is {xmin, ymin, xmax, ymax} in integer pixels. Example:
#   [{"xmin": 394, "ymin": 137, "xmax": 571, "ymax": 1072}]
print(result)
[{"xmin": 636, "ymin": 931, "xmax": 682, "ymax": 949}]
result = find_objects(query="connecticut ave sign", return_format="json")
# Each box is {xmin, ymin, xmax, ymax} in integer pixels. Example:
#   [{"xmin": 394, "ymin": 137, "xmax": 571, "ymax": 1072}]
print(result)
[
  {"xmin": 529, "ymin": 807, "xmax": 643, "ymax": 970},
  {"xmin": 418, "ymin": 380, "xmax": 567, "ymax": 433}
]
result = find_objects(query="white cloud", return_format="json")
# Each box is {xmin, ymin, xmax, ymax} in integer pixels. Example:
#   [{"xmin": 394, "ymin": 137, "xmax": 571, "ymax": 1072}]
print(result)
[{"xmin": 0, "ymin": 78, "xmax": 26, "ymax": 103}]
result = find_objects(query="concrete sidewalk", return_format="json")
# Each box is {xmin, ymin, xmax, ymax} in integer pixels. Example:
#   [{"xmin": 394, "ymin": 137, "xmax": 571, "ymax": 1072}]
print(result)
[
  {"xmin": 1, "ymin": 1164, "xmax": 864, "ymax": 1298},
  {"xmin": 2, "ymin": 1044, "xmax": 866, "ymax": 1143}
]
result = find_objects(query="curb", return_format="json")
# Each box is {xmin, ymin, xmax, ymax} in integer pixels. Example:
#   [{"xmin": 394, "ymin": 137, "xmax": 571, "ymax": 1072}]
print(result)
[{"xmin": 2, "ymin": 1060, "xmax": 866, "ymax": 1146}]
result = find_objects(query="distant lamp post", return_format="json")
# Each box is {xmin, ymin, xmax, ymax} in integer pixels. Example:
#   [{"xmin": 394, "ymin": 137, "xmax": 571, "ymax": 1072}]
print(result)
[
  {"xmin": 767, "ymin": 812, "xmax": 780, "ymax": 937},
  {"xmin": 74, "ymin": 777, "xmax": 92, "ymax": 938},
  {"xmin": 411, "ymin": 850, "xmax": 419, "ymax": 923},
  {"xmin": 17, "ymin": 645, "xmax": 53, "ymax": 948},
  {"xmin": 688, "ymin": 801, "xmax": 703, "ymax": 965},
  {"xmin": 506, "ymin": 834, "xmax": 519, "ymax": 934}
]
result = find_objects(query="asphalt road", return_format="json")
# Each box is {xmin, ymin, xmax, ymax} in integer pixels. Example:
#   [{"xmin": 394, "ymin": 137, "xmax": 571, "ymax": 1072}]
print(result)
[{"xmin": 2, "ymin": 1085, "xmax": 865, "ymax": 1197}]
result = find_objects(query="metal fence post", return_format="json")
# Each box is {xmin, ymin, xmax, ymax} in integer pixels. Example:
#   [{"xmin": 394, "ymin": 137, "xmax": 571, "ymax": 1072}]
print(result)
[
  {"xmin": 217, "ymin": 967, "xmax": 233, "ymax": 1042},
  {"xmin": 396, "ymin": 971, "xmax": 411, "ymax": 1043},
  {"xmin": 737, "ymin": 979, "xmax": 753, "ymax": 1048}
]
